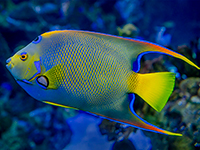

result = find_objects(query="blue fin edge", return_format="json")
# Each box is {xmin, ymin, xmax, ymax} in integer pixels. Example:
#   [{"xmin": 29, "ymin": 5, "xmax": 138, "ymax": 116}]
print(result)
[
  {"xmin": 28, "ymin": 57, "xmax": 42, "ymax": 81},
  {"xmin": 128, "ymin": 94, "xmax": 171, "ymax": 134},
  {"xmin": 133, "ymin": 51, "xmax": 178, "ymax": 73}
]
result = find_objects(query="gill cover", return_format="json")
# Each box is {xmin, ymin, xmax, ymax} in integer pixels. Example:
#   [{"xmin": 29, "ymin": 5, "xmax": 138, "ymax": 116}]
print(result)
[
  {"xmin": 7, "ymin": 49, "xmax": 41, "ymax": 82},
  {"xmin": 5, "ymin": 35, "xmax": 44, "ymax": 86}
]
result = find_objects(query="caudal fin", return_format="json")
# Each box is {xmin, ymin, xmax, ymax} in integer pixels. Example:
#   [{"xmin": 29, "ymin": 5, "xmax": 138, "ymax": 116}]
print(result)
[{"xmin": 127, "ymin": 72, "xmax": 175, "ymax": 112}]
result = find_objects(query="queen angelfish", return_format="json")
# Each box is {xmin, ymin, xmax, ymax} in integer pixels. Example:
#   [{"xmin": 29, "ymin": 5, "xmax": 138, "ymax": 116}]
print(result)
[{"xmin": 6, "ymin": 30, "xmax": 200, "ymax": 136}]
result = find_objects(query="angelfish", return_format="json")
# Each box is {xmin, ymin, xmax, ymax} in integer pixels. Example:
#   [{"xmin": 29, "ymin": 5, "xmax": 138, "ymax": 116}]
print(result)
[{"xmin": 6, "ymin": 30, "xmax": 200, "ymax": 136}]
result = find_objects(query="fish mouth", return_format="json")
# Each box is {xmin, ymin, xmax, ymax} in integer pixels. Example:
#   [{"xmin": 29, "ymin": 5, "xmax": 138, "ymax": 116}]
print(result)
[
  {"xmin": 6, "ymin": 58, "xmax": 14, "ymax": 70},
  {"xmin": 6, "ymin": 57, "xmax": 41, "ymax": 85},
  {"xmin": 6, "ymin": 63, "xmax": 14, "ymax": 70}
]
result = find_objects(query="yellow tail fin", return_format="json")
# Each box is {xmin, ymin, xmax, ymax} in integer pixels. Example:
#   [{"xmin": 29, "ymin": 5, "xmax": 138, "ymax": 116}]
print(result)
[{"xmin": 127, "ymin": 72, "xmax": 176, "ymax": 112}]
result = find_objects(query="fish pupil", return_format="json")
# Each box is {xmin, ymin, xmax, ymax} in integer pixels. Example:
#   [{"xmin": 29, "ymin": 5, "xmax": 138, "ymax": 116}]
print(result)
[
  {"xmin": 32, "ymin": 35, "xmax": 42, "ymax": 44},
  {"xmin": 34, "ymin": 36, "xmax": 39, "ymax": 42},
  {"xmin": 20, "ymin": 53, "xmax": 28, "ymax": 61}
]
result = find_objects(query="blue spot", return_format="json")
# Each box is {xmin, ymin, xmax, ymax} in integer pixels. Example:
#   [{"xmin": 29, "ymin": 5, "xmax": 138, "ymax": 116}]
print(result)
[
  {"xmin": 32, "ymin": 35, "xmax": 42, "ymax": 44},
  {"xmin": 21, "ymin": 52, "xmax": 27, "ymax": 55}
]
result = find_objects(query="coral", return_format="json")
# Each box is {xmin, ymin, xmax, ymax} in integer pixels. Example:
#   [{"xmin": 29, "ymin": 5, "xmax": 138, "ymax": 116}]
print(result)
[
  {"xmin": 99, "ymin": 119, "xmax": 134, "ymax": 141},
  {"xmin": 171, "ymin": 45, "xmax": 200, "ymax": 77},
  {"xmin": 117, "ymin": 23, "xmax": 139, "ymax": 37}
]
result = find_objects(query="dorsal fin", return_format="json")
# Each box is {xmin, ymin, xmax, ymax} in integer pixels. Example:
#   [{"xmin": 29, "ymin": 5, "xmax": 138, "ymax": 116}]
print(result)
[
  {"xmin": 81, "ymin": 30, "xmax": 200, "ymax": 71},
  {"xmin": 42, "ymin": 30, "xmax": 200, "ymax": 72}
]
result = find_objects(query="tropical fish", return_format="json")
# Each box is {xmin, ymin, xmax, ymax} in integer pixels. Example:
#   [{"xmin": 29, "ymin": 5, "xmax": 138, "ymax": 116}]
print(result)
[{"xmin": 6, "ymin": 30, "xmax": 200, "ymax": 136}]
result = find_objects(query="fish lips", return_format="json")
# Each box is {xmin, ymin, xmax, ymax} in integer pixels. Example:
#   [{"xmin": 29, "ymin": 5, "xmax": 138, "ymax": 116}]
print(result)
[
  {"xmin": 6, "ymin": 61, "xmax": 31, "ymax": 84},
  {"xmin": 6, "ymin": 61, "xmax": 14, "ymax": 70}
]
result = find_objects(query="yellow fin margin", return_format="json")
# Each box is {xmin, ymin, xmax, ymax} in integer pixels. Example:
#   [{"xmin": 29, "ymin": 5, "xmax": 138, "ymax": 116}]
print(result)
[{"xmin": 43, "ymin": 101, "xmax": 79, "ymax": 110}]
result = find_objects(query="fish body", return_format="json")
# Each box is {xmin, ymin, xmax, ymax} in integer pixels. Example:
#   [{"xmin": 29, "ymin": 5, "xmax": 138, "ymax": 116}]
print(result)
[{"xmin": 6, "ymin": 30, "xmax": 200, "ymax": 136}]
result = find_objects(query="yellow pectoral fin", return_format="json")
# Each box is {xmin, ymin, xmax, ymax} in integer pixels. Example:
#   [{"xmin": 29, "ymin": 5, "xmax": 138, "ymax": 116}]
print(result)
[
  {"xmin": 39, "ymin": 65, "xmax": 61, "ymax": 90},
  {"xmin": 43, "ymin": 101, "xmax": 79, "ymax": 110}
]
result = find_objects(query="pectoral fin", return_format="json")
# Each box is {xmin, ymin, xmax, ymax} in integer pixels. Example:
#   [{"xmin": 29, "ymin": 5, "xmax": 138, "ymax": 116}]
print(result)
[{"xmin": 36, "ymin": 65, "xmax": 60, "ymax": 90}]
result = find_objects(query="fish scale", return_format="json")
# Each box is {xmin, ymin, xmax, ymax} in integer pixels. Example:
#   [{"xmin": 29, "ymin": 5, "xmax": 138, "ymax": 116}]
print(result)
[{"xmin": 41, "ymin": 32, "xmax": 129, "ymax": 109}]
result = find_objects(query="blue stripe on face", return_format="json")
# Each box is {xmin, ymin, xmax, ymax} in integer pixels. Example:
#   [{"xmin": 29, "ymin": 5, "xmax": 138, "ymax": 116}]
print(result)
[{"xmin": 28, "ymin": 57, "xmax": 42, "ymax": 81}]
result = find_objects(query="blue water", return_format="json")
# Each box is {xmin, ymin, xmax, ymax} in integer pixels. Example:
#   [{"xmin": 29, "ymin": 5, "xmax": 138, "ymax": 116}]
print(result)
[{"xmin": 1, "ymin": 0, "xmax": 200, "ymax": 150}]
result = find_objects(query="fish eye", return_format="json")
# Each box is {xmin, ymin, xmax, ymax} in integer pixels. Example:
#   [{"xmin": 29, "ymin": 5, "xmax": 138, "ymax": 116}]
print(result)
[
  {"xmin": 20, "ymin": 52, "xmax": 28, "ymax": 61},
  {"xmin": 32, "ymin": 35, "xmax": 42, "ymax": 44}
]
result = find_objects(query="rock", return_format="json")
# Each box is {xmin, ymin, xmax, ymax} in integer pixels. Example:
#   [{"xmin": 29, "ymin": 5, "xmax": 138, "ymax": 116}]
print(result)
[
  {"xmin": 179, "ymin": 78, "xmax": 200, "ymax": 96},
  {"xmin": 165, "ymin": 111, "xmax": 182, "ymax": 129},
  {"xmin": 198, "ymin": 88, "xmax": 200, "ymax": 97},
  {"xmin": 3, "ymin": 136, "xmax": 31, "ymax": 150},
  {"xmin": 190, "ymin": 96, "xmax": 200, "ymax": 104},
  {"xmin": 1, "ymin": 120, "xmax": 32, "ymax": 150},
  {"xmin": 112, "ymin": 139, "xmax": 136, "ymax": 150},
  {"xmin": 0, "ymin": 114, "xmax": 12, "ymax": 134},
  {"xmin": 29, "ymin": 106, "xmax": 72, "ymax": 149},
  {"xmin": 117, "ymin": 23, "xmax": 139, "ymax": 37},
  {"xmin": 30, "ymin": 129, "xmax": 45, "ymax": 145},
  {"xmin": 3, "ymin": 92, "xmax": 36, "ymax": 116}
]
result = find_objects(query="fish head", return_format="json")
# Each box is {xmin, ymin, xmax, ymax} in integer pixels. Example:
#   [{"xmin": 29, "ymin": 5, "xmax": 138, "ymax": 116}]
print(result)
[
  {"xmin": 6, "ymin": 35, "xmax": 42, "ymax": 84},
  {"xmin": 6, "ymin": 34, "xmax": 60, "ymax": 101}
]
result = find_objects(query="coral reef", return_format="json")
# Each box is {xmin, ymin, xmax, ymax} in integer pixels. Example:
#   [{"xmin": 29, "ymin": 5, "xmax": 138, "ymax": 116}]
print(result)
[{"xmin": 0, "ymin": 0, "xmax": 200, "ymax": 150}]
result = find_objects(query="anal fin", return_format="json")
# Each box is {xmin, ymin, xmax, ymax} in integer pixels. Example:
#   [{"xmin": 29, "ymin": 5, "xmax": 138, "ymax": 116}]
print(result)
[{"xmin": 90, "ymin": 94, "xmax": 182, "ymax": 136}]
